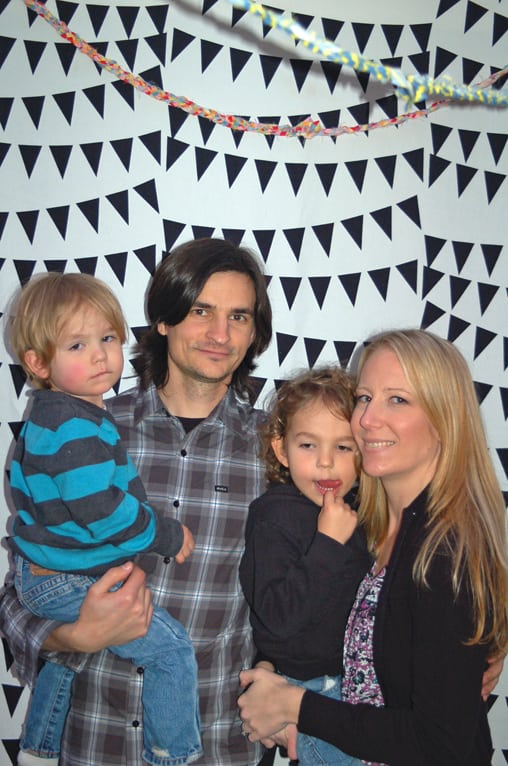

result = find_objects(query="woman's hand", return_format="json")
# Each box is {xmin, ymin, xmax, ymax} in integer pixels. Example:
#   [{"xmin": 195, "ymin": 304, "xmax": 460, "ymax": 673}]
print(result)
[
  {"xmin": 482, "ymin": 653, "xmax": 505, "ymax": 700},
  {"xmin": 238, "ymin": 667, "xmax": 305, "ymax": 742}
]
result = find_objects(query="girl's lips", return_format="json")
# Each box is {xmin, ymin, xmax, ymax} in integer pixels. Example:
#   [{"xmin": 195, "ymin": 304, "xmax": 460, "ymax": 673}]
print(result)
[{"xmin": 315, "ymin": 480, "xmax": 342, "ymax": 493}]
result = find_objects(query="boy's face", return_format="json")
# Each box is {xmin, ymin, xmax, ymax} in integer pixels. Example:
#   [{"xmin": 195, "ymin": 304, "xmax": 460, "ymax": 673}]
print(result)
[
  {"xmin": 271, "ymin": 401, "xmax": 358, "ymax": 507},
  {"xmin": 26, "ymin": 305, "xmax": 124, "ymax": 407}
]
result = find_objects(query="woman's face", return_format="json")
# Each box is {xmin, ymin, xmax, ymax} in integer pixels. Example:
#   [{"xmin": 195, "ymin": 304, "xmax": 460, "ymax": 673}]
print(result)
[{"xmin": 351, "ymin": 347, "xmax": 440, "ymax": 504}]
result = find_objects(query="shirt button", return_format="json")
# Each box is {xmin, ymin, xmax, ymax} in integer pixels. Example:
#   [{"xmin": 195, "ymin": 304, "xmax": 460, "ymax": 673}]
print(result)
[
  {"xmin": 132, "ymin": 720, "xmax": 140, "ymax": 728},
  {"xmin": 163, "ymin": 557, "xmax": 171, "ymax": 564},
  {"xmin": 173, "ymin": 500, "xmax": 179, "ymax": 507},
  {"xmin": 136, "ymin": 667, "xmax": 144, "ymax": 674},
  {"xmin": 180, "ymin": 449, "xmax": 187, "ymax": 457}
]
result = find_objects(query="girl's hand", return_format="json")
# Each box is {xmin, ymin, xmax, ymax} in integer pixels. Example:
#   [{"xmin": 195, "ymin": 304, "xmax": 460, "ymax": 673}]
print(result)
[{"xmin": 317, "ymin": 490, "xmax": 358, "ymax": 544}]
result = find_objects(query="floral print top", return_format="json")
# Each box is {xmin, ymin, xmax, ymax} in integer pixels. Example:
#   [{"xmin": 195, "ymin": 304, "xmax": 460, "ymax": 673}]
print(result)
[{"xmin": 342, "ymin": 563, "xmax": 387, "ymax": 766}]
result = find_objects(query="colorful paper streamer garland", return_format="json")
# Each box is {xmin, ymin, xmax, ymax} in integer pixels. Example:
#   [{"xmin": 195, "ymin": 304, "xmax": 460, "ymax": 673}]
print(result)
[{"xmin": 23, "ymin": 0, "xmax": 508, "ymax": 140}]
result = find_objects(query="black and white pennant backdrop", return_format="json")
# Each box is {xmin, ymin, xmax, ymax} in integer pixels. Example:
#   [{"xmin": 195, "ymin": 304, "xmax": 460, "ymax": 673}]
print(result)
[{"xmin": 0, "ymin": 0, "xmax": 507, "ymax": 763}]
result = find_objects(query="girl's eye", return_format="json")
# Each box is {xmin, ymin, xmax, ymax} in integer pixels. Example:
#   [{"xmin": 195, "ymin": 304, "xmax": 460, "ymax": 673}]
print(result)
[
  {"xmin": 337, "ymin": 445, "xmax": 353, "ymax": 452},
  {"xmin": 299, "ymin": 442, "xmax": 314, "ymax": 449}
]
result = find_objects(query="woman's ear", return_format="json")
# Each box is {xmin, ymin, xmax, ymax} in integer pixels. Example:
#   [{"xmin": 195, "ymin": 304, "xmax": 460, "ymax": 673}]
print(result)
[
  {"xmin": 271, "ymin": 436, "xmax": 289, "ymax": 468},
  {"xmin": 24, "ymin": 350, "xmax": 50, "ymax": 381}
]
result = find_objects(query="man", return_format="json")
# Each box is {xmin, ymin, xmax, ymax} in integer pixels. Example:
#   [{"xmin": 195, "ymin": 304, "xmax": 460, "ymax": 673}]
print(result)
[{"xmin": 0, "ymin": 238, "xmax": 273, "ymax": 766}]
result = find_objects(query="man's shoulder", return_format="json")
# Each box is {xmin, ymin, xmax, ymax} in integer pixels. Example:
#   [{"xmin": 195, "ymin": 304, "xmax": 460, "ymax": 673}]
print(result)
[{"xmin": 105, "ymin": 383, "xmax": 145, "ymax": 417}]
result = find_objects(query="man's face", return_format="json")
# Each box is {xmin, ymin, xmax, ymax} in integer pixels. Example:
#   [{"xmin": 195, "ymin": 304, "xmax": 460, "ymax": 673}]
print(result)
[{"xmin": 158, "ymin": 271, "xmax": 256, "ymax": 386}]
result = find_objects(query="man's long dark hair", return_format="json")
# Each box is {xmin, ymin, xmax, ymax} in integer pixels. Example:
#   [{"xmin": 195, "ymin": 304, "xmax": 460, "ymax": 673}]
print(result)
[{"xmin": 133, "ymin": 238, "xmax": 272, "ymax": 403}]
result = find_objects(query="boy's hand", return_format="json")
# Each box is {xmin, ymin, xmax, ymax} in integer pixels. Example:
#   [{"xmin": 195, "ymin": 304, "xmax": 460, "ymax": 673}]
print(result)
[
  {"xmin": 174, "ymin": 524, "xmax": 195, "ymax": 563},
  {"xmin": 317, "ymin": 491, "xmax": 357, "ymax": 544}
]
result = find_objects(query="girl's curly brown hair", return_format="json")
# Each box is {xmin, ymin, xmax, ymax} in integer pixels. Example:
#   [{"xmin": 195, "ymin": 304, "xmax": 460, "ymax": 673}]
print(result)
[{"xmin": 261, "ymin": 365, "xmax": 358, "ymax": 485}]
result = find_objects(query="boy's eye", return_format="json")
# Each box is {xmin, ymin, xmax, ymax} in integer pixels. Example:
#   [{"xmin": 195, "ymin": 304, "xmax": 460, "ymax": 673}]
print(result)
[
  {"xmin": 103, "ymin": 334, "xmax": 115, "ymax": 343},
  {"xmin": 69, "ymin": 342, "xmax": 83, "ymax": 351}
]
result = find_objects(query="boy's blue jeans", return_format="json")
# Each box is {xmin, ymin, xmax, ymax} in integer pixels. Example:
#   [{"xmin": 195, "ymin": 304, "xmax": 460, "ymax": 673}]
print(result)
[
  {"xmin": 14, "ymin": 555, "xmax": 202, "ymax": 766},
  {"xmin": 284, "ymin": 673, "xmax": 362, "ymax": 766}
]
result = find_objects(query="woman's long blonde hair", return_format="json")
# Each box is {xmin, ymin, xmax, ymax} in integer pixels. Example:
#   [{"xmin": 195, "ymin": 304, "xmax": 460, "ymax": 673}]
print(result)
[{"xmin": 356, "ymin": 329, "xmax": 508, "ymax": 653}]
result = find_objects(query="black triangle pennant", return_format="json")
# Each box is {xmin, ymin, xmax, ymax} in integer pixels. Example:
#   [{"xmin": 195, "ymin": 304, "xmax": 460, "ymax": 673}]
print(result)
[
  {"xmin": 224, "ymin": 154, "xmax": 248, "ymax": 188},
  {"xmin": 368, "ymin": 267, "xmax": 390, "ymax": 300},
  {"xmin": 111, "ymin": 137, "xmax": 133, "ymax": 171},
  {"xmin": 230, "ymin": 47, "xmax": 252, "ymax": 81},
  {"xmin": 462, "ymin": 56, "xmax": 483, "ymax": 86},
  {"xmin": 80, "ymin": 141, "xmax": 103, "ymax": 175},
  {"xmin": 465, "ymin": 1, "xmax": 488, "ymax": 32},
  {"xmin": 75, "ymin": 256, "xmax": 98, "ymax": 275},
  {"xmin": 309, "ymin": 276, "xmax": 331, "ymax": 308},
  {"xmin": 434, "ymin": 46, "xmax": 457, "ymax": 77},
  {"xmin": 283, "ymin": 228, "xmax": 305, "ymax": 261},
  {"xmin": 312, "ymin": 223, "xmax": 333, "ymax": 255},
  {"xmin": 322, "ymin": 18, "xmax": 344, "ymax": 42},
  {"xmin": 0, "ymin": 210, "xmax": 8, "ymax": 239},
  {"xmin": 254, "ymin": 159, "xmax": 277, "ymax": 192},
  {"xmin": 493, "ymin": 12, "xmax": 508, "ymax": 45},
  {"xmin": 0, "ymin": 35, "xmax": 15, "ymax": 69},
  {"xmin": 53, "ymin": 91, "xmax": 75, "ymax": 125},
  {"xmin": 19, "ymin": 144, "xmax": 41, "ymax": 178},
  {"xmin": 280, "ymin": 276, "xmax": 301, "ymax": 309},
  {"xmin": 230, "ymin": 117, "xmax": 249, "ymax": 149},
  {"xmin": 195, "ymin": 147, "xmax": 217, "ymax": 180},
  {"xmin": 259, "ymin": 54, "xmax": 283, "ymax": 87},
  {"xmin": 139, "ymin": 131, "xmax": 161, "ymax": 164},
  {"xmin": 376, "ymin": 94, "xmax": 398, "ymax": 123},
  {"xmin": 396, "ymin": 260, "xmax": 418, "ymax": 293},
  {"xmin": 112, "ymin": 79, "xmax": 135, "ymax": 110},
  {"xmin": 202, "ymin": 0, "xmax": 220, "ymax": 14},
  {"xmin": 484, "ymin": 171, "xmax": 505, "ymax": 203},
  {"xmin": 231, "ymin": 5, "xmax": 248, "ymax": 28},
  {"xmin": 429, "ymin": 154, "xmax": 451, "ymax": 186},
  {"xmin": 370, "ymin": 206, "xmax": 392, "ymax": 240},
  {"xmin": 480, "ymin": 244, "xmax": 502, "ymax": 276},
  {"xmin": 421, "ymin": 301, "xmax": 446, "ymax": 328},
  {"xmin": 2, "ymin": 683, "xmax": 25, "ymax": 717},
  {"xmin": 47, "ymin": 205, "xmax": 69, "ymax": 239},
  {"xmin": 289, "ymin": 58, "xmax": 313, "ymax": 92},
  {"xmin": 134, "ymin": 179, "xmax": 159, "ymax": 212},
  {"xmin": 381, "ymin": 24, "xmax": 403, "ymax": 55},
  {"xmin": 304, "ymin": 337, "xmax": 326, "ymax": 367},
  {"xmin": 117, "ymin": 5, "xmax": 139, "ymax": 38},
  {"xmin": 504, "ymin": 337, "xmax": 508, "ymax": 371},
  {"xmin": 256, "ymin": 115, "xmax": 279, "ymax": 149},
  {"xmin": 355, "ymin": 70, "xmax": 371, "ymax": 95},
  {"xmin": 451, "ymin": 240, "xmax": 474, "ymax": 273},
  {"xmin": 424, "ymin": 235, "xmax": 446, "ymax": 267},
  {"xmin": 171, "ymin": 29, "xmax": 195, "ymax": 61},
  {"xmin": 477, "ymin": 282, "xmax": 498, "ymax": 314},
  {"xmin": 16, "ymin": 210, "xmax": 39, "ymax": 244},
  {"xmin": 130, "ymin": 325, "xmax": 150, "ymax": 345},
  {"xmin": 9, "ymin": 363, "xmax": 27, "ymax": 398},
  {"xmin": 163, "ymin": 219, "xmax": 186, "ymax": 252},
  {"xmin": 456, "ymin": 163, "xmax": 478, "ymax": 196},
  {"xmin": 341, "ymin": 215, "xmax": 363, "ymax": 249},
  {"xmin": 409, "ymin": 51, "xmax": 430, "ymax": 76},
  {"xmin": 21, "ymin": 95, "xmax": 43, "ymax": 128},
  {"xmin": 48, "ymin": 144, "xmax": 72, "ymax": 178},
  {"xmin": 87, "ymin": 4, "xmax": 109, "ymax": 36},
  {"xmin": 347, "ymin": 102, "xmax": 370, "ymax": 128},
  {"xmin": 486, "ymin": 132, "xmax": 507, "ymax": 165},
  {"xmin": 106, "ymin": 190, "xmax": 129, "ymax": 223},
  {"xmin": 0, "ymin": 96, "xmax": 13, "ymax": 129},
  {"xmin": 83, "ymin": 84, "xmax": 105, "ymax": 117},
  {"xmin": 345, "ymin": 159, "xmax": 367, "ymax": 193},
  {"xmin": 333, "ymin": 341, "xmax": 356, "ymax": 368},
  {"xmin": 201, "ymin": 39, "xmax": 222, "ymax": 73},
  {"xmin": 198, "ymin": 115, "xmax": 216, "ymax": 145},
  {"xmin": 338, "ymin": 273, "xmax": 361, "ymax": 306},
  {"xmin": 252, "ymin": 230, "xmax": 275, "ymax": 262},
  {"xmin": 54, "ymin": 41, "xmax": 77, "ymax": 75},
  {"xmin": 316, "ymin": 162, "xmax": 337, "ymax": 197},
  {"xmin": 44, "ymin": 260, "xmax": 67, "ymax": 274},
  {"xmin": 105, "ymin": 251, "xmax": 128, "ymax": 285},
  {"xmin": 147, "ymin": 5, "xmax": 169, "ymax": 35},
  {"xmin": 221, "ymin": 228, "xmax": 245, "ymax": 246},
  {"xmin": 134, "ymin": 244, "xmax": 157, "ymax": 275},
  {"xmin": 166, "ymin": 137, "xmax": 188, "ymax": 170},
  {"xmin": 2, "ymin": 637, "xmax": 15, "ymax": 673},
  {"xmin": 116, "ymin": 38, "xmax": 139, "ymax": 70},
  {"xmin": 249, "ymin": 376, "xmax": 268, "ymax": 404},
  {"xmin": 13, "ymin": 259, "xmax": 36, "ymax": 286},
  {"xmin": 77, "ymin": 198, "xmax": 100, "ymax": 232},
  {"xmin": 168, "ymin": 105, "xmax": 189, "ymax": 137},
  {"xmin": 473, "ymin": 380, "xmax": 492, "ymax": 404},
  {"xmin": 449, "ymin": 274, "xmax": 471, "ymax": 307},
  {"xmin": 146, "ymin": 32, "xmax": 167, "ymax": 65},
  {"xmin": 500, "ymin": 387, "xmax": 508, "ymax": 419},
  {"xmin": 54, "ymin": 0, "xmax": 77, "ymax": 25},
  {"xmin": 320, "ymin": 61, "xmax": 342, "ymax": 94},
  {"xmin": 448, "ymin": 314, "xmax": 470, "ymax": 342},
  {"xmin": 457, "ymin": 129, "xmax": 480, "ymax": 161},
  {"xmin": 409, "ymin": 23, "xmax": 432, "ymax": 52},
  {"xmin": 397, "ymin": 196, "xmax": 421, "ymax": 228},
  {"xmin": 351, "ymin": 22, "xmax": 374, "ymax": 53},
  {"xmin": 474, "ymin": 326, "xmax": 496, "ymax": 359},
  {"xmin": 275, "ymin": 332, "xmax": 298, "ymax": 366},
  {"xmin": 402, "ymin": 149, "xmax": 424, "ymax": 180},
  {"xmin": 423, "ymin": 266, "xmax": 445, "ymax": 297},
  {"xmin": 285, "ymin": 163, "xmax": 307, "ymax": 196},
  {"xmin": 24, "ymin": 39, "xmax": 46, "ymax": 74},
  {"xmin": 0, "ymin": 142, "xmax": 9, "ymax": 168},
  {"xmin": 375, "ymin": 155, "xmax": 396, "ymax": 187},
  {"xmin": 192, "ymin": 225, "xmax": 215, "ymax": 240}
]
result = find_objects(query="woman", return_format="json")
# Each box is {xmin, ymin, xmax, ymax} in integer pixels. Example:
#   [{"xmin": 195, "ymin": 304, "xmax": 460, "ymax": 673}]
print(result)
[{"xmin": 238, "ymin": 329, "xmax": 508, "ymax": 766}]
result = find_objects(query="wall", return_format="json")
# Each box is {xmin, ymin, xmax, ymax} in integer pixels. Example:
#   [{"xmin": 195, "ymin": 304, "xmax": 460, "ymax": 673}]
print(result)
[{"xmin": 0, "ymin": 0, "xmax": 506, "ymax": 763}]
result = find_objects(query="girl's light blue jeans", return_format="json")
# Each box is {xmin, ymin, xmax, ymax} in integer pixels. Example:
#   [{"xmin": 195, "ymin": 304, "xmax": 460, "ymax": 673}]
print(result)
[
  {"xmin": 14, "ymin": 555, "xmax": 202, "ymax": 766},
  {"xmin": 284, "ymin": 673, "xmax": 362, "ymax": 766}
]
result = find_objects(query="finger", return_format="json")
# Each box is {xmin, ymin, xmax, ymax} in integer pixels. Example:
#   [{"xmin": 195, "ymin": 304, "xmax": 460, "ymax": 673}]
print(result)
[{"xmin": 92, "ymin": 562, "xmax": 135, "ymax": 593}]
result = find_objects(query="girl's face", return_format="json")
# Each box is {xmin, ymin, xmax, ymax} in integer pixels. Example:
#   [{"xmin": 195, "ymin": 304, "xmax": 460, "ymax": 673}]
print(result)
[
  {"xmin": 271, "ymin": 400, "xmax": 358, "ymax": 507},
  {"xmin": 351, "ymin": 347, "xmax": 440, "ymax": 505},
  {"xmin": 25, "ymin": 305, "xmax": 124, "ymax": 408}
]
